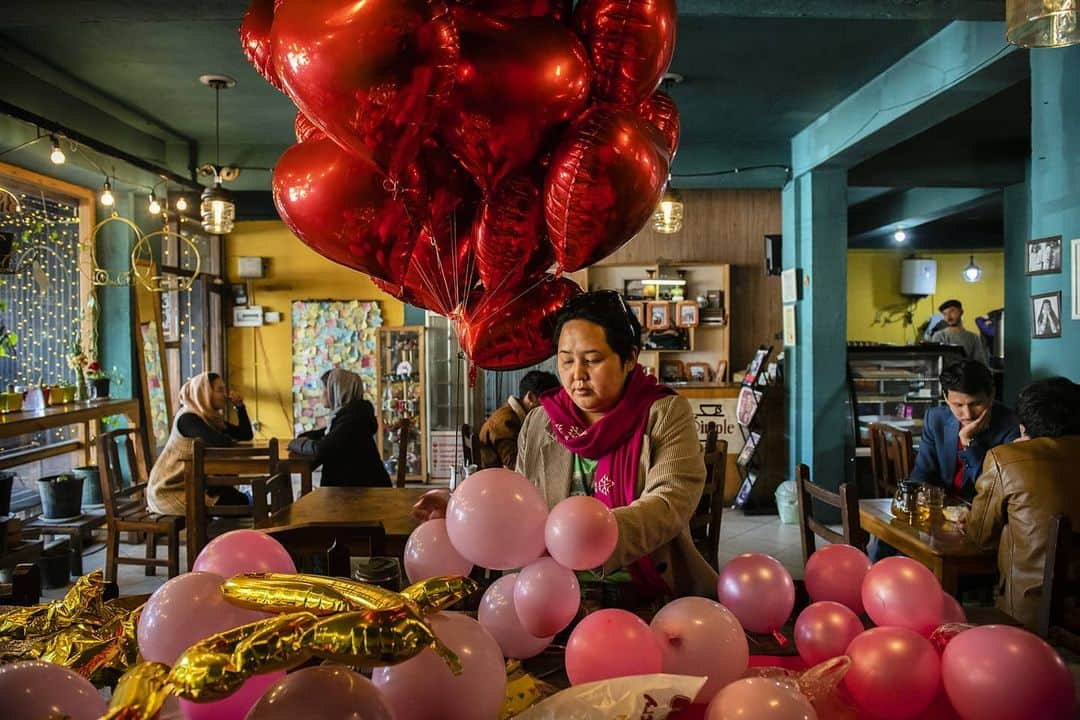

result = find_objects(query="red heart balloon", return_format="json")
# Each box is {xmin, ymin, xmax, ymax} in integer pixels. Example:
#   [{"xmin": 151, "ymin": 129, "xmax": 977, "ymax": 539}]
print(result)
[
  {"xmin": 458, "ymin": 0, "xmax": 573, "ymax": 21},
  {"xmin": 272, "ymin": 0, "xmax": 458, "ymax": 178},
  {"xmin": 545, "ymin": 106, "xmax": 670, "ymax": 272},
  {"xmin": 439, "ymin": 8, "xmax": 591, "ymax": 193},
  {"xmin": 294, "ymin": 111, "xmax": 324, "ymax": 143},
  {"xmin": 574, "ymin": 0, "xmax": 677, "ymax": 106},
  {"xmin": 637, "ymin": 90, "xmax": 680, "ymax": 158},
  {"xmin": 460, "ymin": 276, "xmax": 580, "ymax": 370},
  {"xmin": 239, "ymin": 0, "xmax": 283, "ymax": 91},
  {"xmin": 474, "ymin": 169, "xmax": 553, "ymax": 294},
  {"xmin": 272, "ymin": 138, "xmax": 419, "ymax": 284}
]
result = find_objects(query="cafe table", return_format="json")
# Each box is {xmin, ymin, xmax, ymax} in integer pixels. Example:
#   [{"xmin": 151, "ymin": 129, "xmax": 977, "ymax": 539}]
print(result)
[{"xmin": 858, "ymin": 498, "xmax": 997, "ymax": 595}]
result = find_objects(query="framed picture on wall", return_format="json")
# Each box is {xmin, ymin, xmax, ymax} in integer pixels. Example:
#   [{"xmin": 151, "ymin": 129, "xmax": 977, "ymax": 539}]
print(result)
[
  {"xmin": 627, "ymin": 301, "xmax": 645, "ymax": 327},
  {"xmin": 1026, "ymin": 235, "xmax": 1062, "ymax": 275},
  {"xmin": 781, "ymin": 268, "xmax": 800, "ymax": 303},
  {"xmin": 783, "ymin": 305, "xmax": 797, "ymax": 346},
  {"xmin": 646, "ymin": 301, "xmax": 671, "ymax": 330},
  {"xmin": 1031, "ymin": 291, "xmax": 1062, "ymax": 339},
  {"xmin": 675, "ymin": 300, "xmax": 699, "ymax": 327},
  {"xmin": 1073, "ymin": 239, "xmax": 1080, "ymax": 320}
]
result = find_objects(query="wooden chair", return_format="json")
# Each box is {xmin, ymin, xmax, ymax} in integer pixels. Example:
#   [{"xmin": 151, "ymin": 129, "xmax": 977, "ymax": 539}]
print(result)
[
  {"xmin": 395, "ymin": 418, "xmax": 412, "ymax": 488},
  {"xmin": 187, "ymin": 439, "xmax": 292, "ymax": 564},
  {"xmin": 692, "ymin": 422, "xmax": 728, "ymax": 569},
  {"xmin": 1035, "ymin": 514, "xmax": 1080, "ymax": 653},
  {"xmin": 795, "ymin": 464, "xmax": 867, "ymax": 565},
  {"xmin": 868, "ymin": 423, "xmax": 915, "ymax": 498},
  {"xmin": 461, "ymin": 423, "xmax": 475, "ymax": 467},
  {"xmin": 263, "ymin": 522, "xmax": 387, "ymax": 578},
  {"xmin": 97, "ymin": 428, "xmax": 184, "ymax": 583}
]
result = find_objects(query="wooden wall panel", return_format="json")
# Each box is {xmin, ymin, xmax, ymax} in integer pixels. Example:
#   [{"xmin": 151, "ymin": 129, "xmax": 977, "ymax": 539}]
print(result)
[{"xmin": 596, "ymin": 189, "xmax": 783, "ymax": 370}]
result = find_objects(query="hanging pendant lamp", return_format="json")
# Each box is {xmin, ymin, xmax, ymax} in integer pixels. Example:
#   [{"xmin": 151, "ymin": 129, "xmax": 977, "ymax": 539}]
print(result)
[
  {"xmin": 1006, "ymin": 0, "xmax": 1079, "ymax": 48},
  {"xmin": 199, "ymin": 75, "xmax": 237, "ymax": 235},
  {"xmin": 652, "ymin": 180, "xmax": 684, "ymax": 234}
]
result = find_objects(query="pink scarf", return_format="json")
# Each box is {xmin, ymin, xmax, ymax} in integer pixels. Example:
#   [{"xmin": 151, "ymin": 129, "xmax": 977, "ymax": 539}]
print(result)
[{"xmin": 540, "ymin": 365, "xmax": 674, "ymax": 597}]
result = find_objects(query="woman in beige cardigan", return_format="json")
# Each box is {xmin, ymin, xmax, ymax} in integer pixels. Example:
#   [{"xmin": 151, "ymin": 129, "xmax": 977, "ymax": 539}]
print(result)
[{"xmin": 415, "ymin": 291, "xmax": 716, "ymax": 599}]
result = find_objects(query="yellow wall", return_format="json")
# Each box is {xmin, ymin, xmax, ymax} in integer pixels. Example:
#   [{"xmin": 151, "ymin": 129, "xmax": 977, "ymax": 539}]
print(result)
[
  {"xmin": 847, "ymin": 250, "xmax": 1004, "ymax": 344},
  {"xmin": 225, "ymin": 221, "xmax": 404, "ymax": 439}
]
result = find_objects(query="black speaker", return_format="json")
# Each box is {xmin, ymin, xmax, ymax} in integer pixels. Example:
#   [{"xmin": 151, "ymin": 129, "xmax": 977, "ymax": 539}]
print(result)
[{"xmin": 764, "ymin": 234, "xmax": 782, "ymax": 275}]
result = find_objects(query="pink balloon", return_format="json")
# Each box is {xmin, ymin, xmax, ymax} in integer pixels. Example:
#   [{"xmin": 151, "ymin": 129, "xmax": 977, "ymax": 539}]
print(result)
[
  {"xmin": 861, "ymin": 557, "xmax": 944, "ymax": 635},
  {"xmin": 650, "ymin": 596, "xmax": 749, "ymax": 703},
  {"xmin": 138, "ymin": 572, "xmax": 268, "ymax": 664},
  {"xmin": 793, "ymin": 601, "xmax": 864, "ymax": 667},
  {"xmin": 565, "ymin": 609, "xmax": 662, "ymax": 685},
  {"xmin": 446, "ymin": 468, "xmax": 548, "ymax": 570},
  {"xmin": 192, "ymin": 530, "xmax": 296, "ymax": 577},
  {"xmin": 844, "ymin": 626, "xmax": 941, "ymax": 720},
  {"xmin": 0, "ymin": 660, "xmax": 107, "ymax": 720},
  {"xmin": 181, "ymin": 671, "xmax": 283, "ymax": 720},
  {"xmin": 706, "ymin": 678, "xmax": 817, "ymax": 720},
  {"xmin": 245, "ymin": 666, "xmax": 394, "ymax": 720},
  {"xmin": 544, "ymin": 495, "xmax": 618, "ymax": 570},
  {"xmin": 372, "ymin": 612, "xmax": 506, "ymax": 720},
  {"xmin": 717, "ymin": 553, "xmax": 795, "ymax": 634},
  {"xmin": 942, "ymin": 625, "xmax": 1075, "ymax": 720},
  {"xmin": 941, "ymin": 593, "xmax": 966, "ymax": 624},
  {"xmin": 478, "ymin": 574, "xmax": 553, "ymax": 659},
  {"xmin": 513, "ymin": 556, "xmax": 581, "ymax": 637},
  {"xmin": 404, "ymin": 518, "xmax": 474, "ymax": 583},
  {"xmin": 804, "ymin": 544, "xmax": 871, "ymax": 614}
]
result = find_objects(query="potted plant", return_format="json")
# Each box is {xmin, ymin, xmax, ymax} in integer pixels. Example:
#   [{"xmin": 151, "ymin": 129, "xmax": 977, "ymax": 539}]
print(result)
[{"xmin": 86, "ymin": 362, "xmax": 111, "ymax": 399}]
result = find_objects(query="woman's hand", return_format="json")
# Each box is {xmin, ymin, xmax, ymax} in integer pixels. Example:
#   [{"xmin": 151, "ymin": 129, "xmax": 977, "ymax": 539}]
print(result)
[
  {"xmin": 227, "ymin": 390, "xmax": 245, "ymax": 407},
  {"xmin": 411, "ymin": 489, "xmax": 450, "ymax": 522}
]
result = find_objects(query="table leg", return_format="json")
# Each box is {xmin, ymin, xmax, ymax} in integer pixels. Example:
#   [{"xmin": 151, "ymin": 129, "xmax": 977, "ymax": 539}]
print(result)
[
  {"xmin": 70, "ymin": 532, "xmax": 84, "ymax": 577},
  {"xmin": 300, "ymin": 467, "xmax": 312, "ymax": 496}
]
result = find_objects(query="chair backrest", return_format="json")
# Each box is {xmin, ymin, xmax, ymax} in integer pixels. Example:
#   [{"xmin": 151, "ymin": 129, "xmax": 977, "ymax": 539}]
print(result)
[
  {"xmin": 1036, "ymin": 514, "xmax": 1080, "ymax": 649},
  {"xmin": 868, "ymin": 423, "xmax": 914, "ymax": 498},
  {"xmin": 796, "ymin": 463, "xmax": 866, "ymax": 564},
  {"xmin": 395, "ymin": 418, "xmax": 411, "ymax": 488},
  {"xmin": 97, "ymin": 428, "xmax": 151, "ymax": 521},
  {"xmin": 263, "ymin": 522, "xmax": 387, "ymax": 578},
  {"xmin": 692, "ymin": 422, "xmax": 728, "ymax": 569},
  {"xmin": 461, "ymin": 423, "xmax": 475, "ymax": 467}
]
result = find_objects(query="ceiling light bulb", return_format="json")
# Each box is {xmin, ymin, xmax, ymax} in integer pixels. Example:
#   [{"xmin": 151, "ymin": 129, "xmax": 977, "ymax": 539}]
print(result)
[
  {"xmin": 893, "ymin": 229, "xmax": 907, "ymax": 243},
  {"xmin": 176, "ymin": 196, "xmax": 188, "ymax": 211},
  {"xmin": 652, "ymin": 183, "xmax": 684, "ymax": 234},
  {"xmin": 963, "ymin": 255, "xmax": 982, "ymax": 283},
  {"xmin": 148, "ymin": 195, "xmax": 161, "ymax": 215},
  {"xmin": 100, "ymin": 180, "xmax": 114, "ymax": 207},
  {"xmin": 49, "ymin": 137, "xmax": 65, "ymax": 165}
]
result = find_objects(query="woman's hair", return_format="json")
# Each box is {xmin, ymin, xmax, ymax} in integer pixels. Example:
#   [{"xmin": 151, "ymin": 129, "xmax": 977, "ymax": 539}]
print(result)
[
  {"xmin": 552, "ymin": 291, "xmax": 642, "ymax": 363},
  {"xmin": 940, "ymin": 360, "xmax": 994, "ymax": 398}
]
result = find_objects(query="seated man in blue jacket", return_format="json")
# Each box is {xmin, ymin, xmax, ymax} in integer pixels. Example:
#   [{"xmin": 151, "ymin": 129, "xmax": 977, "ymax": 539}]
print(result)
[{"xmin": 910, "ymin": 359, "xmax": 1020, "ymax": 501}]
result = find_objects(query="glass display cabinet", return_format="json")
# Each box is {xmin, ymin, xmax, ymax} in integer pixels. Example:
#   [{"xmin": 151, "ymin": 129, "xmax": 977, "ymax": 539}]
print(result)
[{"xmin": 378, "ymin": 327, "xmax": 426, "ymax": 483}]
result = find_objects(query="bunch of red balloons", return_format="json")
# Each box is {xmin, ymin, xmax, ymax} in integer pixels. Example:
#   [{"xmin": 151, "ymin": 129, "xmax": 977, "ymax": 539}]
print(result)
[{"xmin": 240, "ymin": 0, "xmax": 680, "ymax": 370}]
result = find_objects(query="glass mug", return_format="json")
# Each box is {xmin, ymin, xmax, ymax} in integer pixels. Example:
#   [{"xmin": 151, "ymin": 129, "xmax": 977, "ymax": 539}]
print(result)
[
  {"xmin": 892, "ymin": 480, "xmax": 921, "ymax": 519},
  {"xmin": 917, "ymin": 484, "xmax": 945, "ymax": 522}
]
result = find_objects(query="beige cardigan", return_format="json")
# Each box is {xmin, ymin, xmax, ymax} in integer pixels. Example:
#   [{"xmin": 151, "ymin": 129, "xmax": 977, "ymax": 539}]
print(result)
[{"xmin": 516, "ymin": 395, "xmax": 718, "ymax": 598}]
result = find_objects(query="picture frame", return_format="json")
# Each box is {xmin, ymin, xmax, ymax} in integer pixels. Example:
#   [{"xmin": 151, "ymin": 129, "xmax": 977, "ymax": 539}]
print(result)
[
  {"xmin": 781, "ymin": 268, "xmax": 800, "ymax": 303},
  {"xmin": 737, "ymin": 386, "xmax": 762, "ymax": 427},
  {"xmin": 715, "ymin": 360, "xmax": 728, "ymax": 384},
  {"xmin": 646, "ymin": 301, "xmax": 671, "ymax": 330},
  {"xmin": 1031, "ymin": 291, "xmax": 1062, "ymax": 339},
  {"xmin": 624, "ymin": 278, "xmax": 646, "ymax": 300},
  {"xmin": 686, "ymin": 361, "xmax": 711, "ymax": 383},
  {"xmin": 783, "ymin": 304, "xmax": 797, "ymax": 346},
  {"xmin": 675, "ymin": 300, "xmax": 699, "ymax": 327},
  {"xmin": 659, "ymin": 359, "xmax": 685, "ymax": 383},
  {"xmin": 627, "ymin": 300, "xmax": 645, "ymax": 326},
  {"xmin": 706, "ymin": 290, "xmax": 722, "ymax": 309},
  {"xmin": 736, "ymin": 431, "xmax": 761, "ymax": 468},
  {"xmin": 1073, "ymin": 239, "xmax": 1080, "ymax": 320},
  {"xmin": 1026, "ymin": 235, "xmax": 1062, "ymax": 276}
]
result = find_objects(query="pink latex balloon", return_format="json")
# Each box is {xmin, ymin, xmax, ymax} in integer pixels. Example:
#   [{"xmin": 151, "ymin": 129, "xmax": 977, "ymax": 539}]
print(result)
[
  {"xmin": 0, "ymin": 660, "xmax": 107, "ymax": 720},
  {"xmin": 844, "ymin": 626, "xmax": 941, "ymax": 720},
  {"xmin": 478, "ymin": 573, "xmax": 553, "ymax": 659},
  {"xmin": 861, "ymin": 557, "xmax": 944, "ymax": 636},
  {"xmin": 565, "ymin": 609, "xmax": 662, "ymax": 685},
  {"xmin": 138, "ymin": 572, "xmax": 267, "ymax": 664},
  {"xmin": 942, "ymin": 625, "xmax": 1075, "ymax": 720},
  {"xmin": 513, "ymin": 556, "xmax": 581, "ymax": 637},
  {"xmin": 372, "ymin": 612, "xmax": 507, "ymax": 720},
  {"xmin": 182, "ymin": 671, "xmax": 283, "ymax": 720},
  {"xmin": 245, "ymin": 666, "xmax": 394, "ymax": 720},
  {"xmin": 404, "ymin": 518, "xmax": 474, "ymax": 583},
  {"xmin": 794, "ymin": 601, "xmax": 864, "ymax": 667},
  {"xmin": 717, "ymin": 553, "xmax": 795, "ymax": 634},
  {"xmin": 192, "ymin": 529, "xmax": 296, "ymax": 577},
  {"xmin": 804, "ymin": 544, "xmax": 871, "ymax": 614},
  {"xmin": 445, "ymin": 468, "xmax": 548, "ymax": 570},
  {"xmin": 544, "ymin": 495, "xmax": 619, "ymax": 570},
  {"xmin": 706, "ymin": 678, "xmax": 818, "ymax": 720},
  {"xmin": 942, "ymin": 593, "xmax": 966, "ymax": 624},
  {"xmin": 650, "ymin": 596, "xmax": 749, "ymax": 703}
]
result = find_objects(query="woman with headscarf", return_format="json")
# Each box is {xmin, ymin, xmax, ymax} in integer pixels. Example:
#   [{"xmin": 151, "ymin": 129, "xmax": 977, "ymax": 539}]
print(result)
[
  {"xmin": 288, "ymin": 368, "xmax": 390, "ymax": 487},
  {"xmin": 147, "ymin": 372, "xmax": 252, "ymax": 515}
]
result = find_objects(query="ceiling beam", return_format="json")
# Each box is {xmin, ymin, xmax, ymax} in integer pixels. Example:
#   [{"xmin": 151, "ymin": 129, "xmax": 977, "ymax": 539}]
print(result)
[
  {"xmin": 0, "ymin": 1, "xmax": 245, "ymax": 26},
  {"xmin": 677, "ymin": 0, "xmax": 1003, "ymax": 21},
  {"xmin": 848, "ymin": 187, "xmax": 1000, "ymax": 240}
]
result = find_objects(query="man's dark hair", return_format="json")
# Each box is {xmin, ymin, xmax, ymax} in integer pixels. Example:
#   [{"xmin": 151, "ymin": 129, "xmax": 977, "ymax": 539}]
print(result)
[
  {"xmin": 552, "ymin": 291, "xmax": 641, "ymax": 363},
  {"xmin": 939, "ymin": 299, "xmax": 963, "ymax": 313},
  {"xmin": 519, "ymin": 371, "xmax": 559, "ymax": 398},
  {"xmin": 1016, "ymin": 377, "xmax": 1080, "ymax": 438},
  {"xmin": 940, "ymin": 360, "xmax": 994, "ymax": 398}
]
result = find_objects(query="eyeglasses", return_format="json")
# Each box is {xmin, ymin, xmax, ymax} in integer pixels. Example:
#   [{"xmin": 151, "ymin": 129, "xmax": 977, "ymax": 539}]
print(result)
[{"xmin": 563, "ymin": 290, "xmax": 638, "ymax": 341}]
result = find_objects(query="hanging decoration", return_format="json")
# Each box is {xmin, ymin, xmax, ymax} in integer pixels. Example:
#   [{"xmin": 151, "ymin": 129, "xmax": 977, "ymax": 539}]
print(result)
[
  {"xmin": 89, "ymin": 213, "xmax": 142, "ymax": 287},
  {"xmin": 250, "ymin": 0, "xmax": 679, "ymax": 369},
  {"xmin": 130, "ymin": 218, "xmax": 202, "ymax": 293}
]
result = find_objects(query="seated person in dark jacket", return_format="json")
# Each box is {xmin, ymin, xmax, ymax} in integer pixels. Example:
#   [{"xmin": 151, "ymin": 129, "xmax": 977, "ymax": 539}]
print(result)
[
  {"xmin": 478, "ymin": 370, "xmax": 560, "ymax": 469},
  {"xmin": 288, "ymin": 368, "xmax": 391, "ymax": 487}
]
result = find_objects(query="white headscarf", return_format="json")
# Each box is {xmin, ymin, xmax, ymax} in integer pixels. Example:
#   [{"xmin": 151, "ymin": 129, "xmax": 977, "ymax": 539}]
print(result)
[{"xmin": 322, "ymin": 368, "xmax": 366, "ymax": 428}]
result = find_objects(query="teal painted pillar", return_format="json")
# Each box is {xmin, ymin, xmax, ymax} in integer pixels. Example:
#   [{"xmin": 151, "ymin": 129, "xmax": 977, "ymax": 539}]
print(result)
[
  {"xmin": 1028, "ymin": 45, "xmax": 1080, "ymax": 382},
  {"xmin": 97, "ymin": 192, "xmax": 136, "ymax": 400},
  {"xmin": 1002, "ymin": 178, "xmax": 1031, "ymax": 403},
  {"xmin": 782, "ymin": 168, "xmax": 849, "ymax": 491}
]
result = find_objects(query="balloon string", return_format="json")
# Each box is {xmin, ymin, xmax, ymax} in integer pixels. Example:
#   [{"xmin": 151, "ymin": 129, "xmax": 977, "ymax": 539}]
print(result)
[{"xmin": 474, "ymin": 273, "xmax": 548, "ymax": 320}]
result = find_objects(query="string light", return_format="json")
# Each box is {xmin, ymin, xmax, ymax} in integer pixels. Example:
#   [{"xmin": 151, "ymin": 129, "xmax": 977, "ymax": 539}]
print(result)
[
  {"xmin": 148, "ymin": 194, "xmax": 161, "ymax": 215},
  {"xmin": 49, "ymin": 136, "xmax": 65, "ymax": 165},
  {"xmin": 99, "ymin": 178, "xmax": 114, "ymax": 207},
  {"xmin": 176, "ymin": 196, "xmax": 188, "ymax": 212}
]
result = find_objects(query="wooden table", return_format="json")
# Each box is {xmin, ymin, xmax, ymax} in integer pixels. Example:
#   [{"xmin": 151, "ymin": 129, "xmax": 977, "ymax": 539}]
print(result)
[
  {"xmin": 21, "ymin": 508, "xmax": 106, "ymax": 576},
  {"xmin": 859, "ymin": 498, "xmax": 997, "ymax": 594},
  {"xmin": 0, "ymin": 398, "xmax": 140, "ymax": 470}
]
